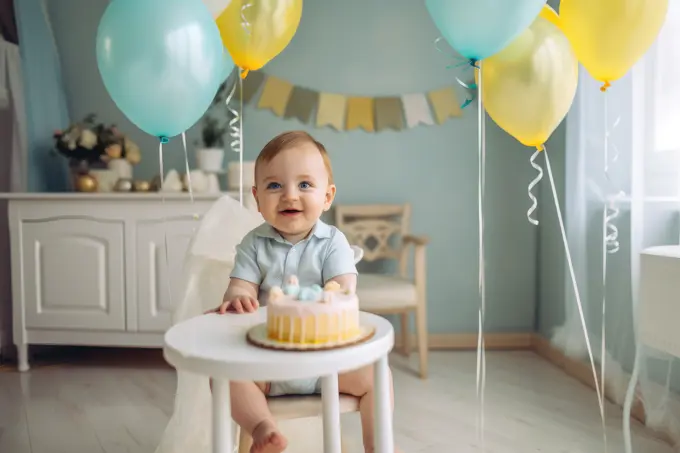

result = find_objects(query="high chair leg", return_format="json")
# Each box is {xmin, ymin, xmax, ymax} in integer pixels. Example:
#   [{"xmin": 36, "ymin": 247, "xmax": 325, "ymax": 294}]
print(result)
[{"xmin": 237, "ymin": 425, "xmax": 252, "ymax": 453}]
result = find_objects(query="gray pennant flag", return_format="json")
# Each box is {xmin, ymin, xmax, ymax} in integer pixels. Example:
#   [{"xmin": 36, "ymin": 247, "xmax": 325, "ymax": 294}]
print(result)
[{"xmin": 284, "ymin": 86, "xmax": 319, "ymax": 124}]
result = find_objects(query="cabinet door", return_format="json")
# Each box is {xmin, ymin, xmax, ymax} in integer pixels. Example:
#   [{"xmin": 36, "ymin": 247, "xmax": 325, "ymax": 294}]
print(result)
[
  {"xmin": 22, "ymin": 219, "xmax": 126, "ymax": 331},
  {"xmin": 135, "ymin": 218, "xmax": 197, "ymax": 332}
]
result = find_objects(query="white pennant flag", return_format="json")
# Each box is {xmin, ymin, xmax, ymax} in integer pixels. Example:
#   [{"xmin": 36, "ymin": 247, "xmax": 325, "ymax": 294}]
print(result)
[{"xmin": 402, "ymin": 93, "xmax": 434, "ymax": 128}]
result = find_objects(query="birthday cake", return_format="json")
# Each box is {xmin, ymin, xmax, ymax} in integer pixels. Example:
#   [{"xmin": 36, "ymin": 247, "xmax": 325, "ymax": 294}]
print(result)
[{"xmin": 266, "ymin": 276, "xmax": 361, "ymax": 345}]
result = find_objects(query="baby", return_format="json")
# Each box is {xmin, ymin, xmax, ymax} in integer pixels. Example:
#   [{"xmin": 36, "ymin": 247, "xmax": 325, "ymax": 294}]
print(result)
[{"xmin": 210, "ymin": 131, "xmax": 399, "ymax": 453}]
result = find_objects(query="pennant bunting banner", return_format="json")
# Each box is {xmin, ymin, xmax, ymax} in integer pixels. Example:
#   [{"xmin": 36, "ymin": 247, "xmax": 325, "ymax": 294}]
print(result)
[
  {"xmin": 234, "ymin": 72, "xmax": 463, "ymax": 133},
  {"xmin": 258, "ymin": 76, "xmax": 294, "ymax": 116},
  {"xmin": 375, "ymin": 97, "xmax": 405, "ymax": 131},
  {"xmin": 427, "ymin": 87, "xmax": 462, "ymax": 125},
  {"xmin": 284, "ymin": 86, "xmax": 318, "ymax": 123},
  {"xmin": 316, "ymin": 93, "xmax": 346, "ymax": 130},
  {"xmin": 402, "ymin": 93, "xmax": 435, "ymax": 128},
  {"xmin": 346, "ymin": 97, "xmax": 375, "ymax": 132}
]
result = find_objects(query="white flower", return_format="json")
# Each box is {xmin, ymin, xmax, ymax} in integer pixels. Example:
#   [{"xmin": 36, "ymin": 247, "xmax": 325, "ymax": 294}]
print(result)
[{"xmin": 79, "ymin": 129, "xmax": 98, "ymax": 149}]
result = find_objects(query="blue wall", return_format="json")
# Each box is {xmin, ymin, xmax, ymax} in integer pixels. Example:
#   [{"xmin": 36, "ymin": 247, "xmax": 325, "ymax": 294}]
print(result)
[{"xmin": 45, "ymin": 0, "xmax": 540, "ymax": 334}]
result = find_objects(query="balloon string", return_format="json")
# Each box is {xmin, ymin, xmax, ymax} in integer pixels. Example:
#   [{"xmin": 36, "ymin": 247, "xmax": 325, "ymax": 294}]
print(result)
[
  {"xmin": 158, "ymin": 138, "xmax": 173, "ymax": 311},
  {"xmin": 239, "ymin": 70, "xmax": 244, "ymax": 207},
  {"xmin": 599, "ymin": 89, "xmax": 625, "ymax": 453},
  {"xmin": 433, "ymin": 37, "xmax": 478, "ymax": 108},
  {"xmin": 600, "ymin": 201, "xmax": 610, "ymax": 453},
  {"xmin": 225, "ymin": 74, "xmax": 244, "ymax": 206},
  {"xmin": 476, "ymin": 61, "xmax": 486, "ymax": 451},
  {"xmin": 544, "ymin": 146, "xmax": 607, "ymax": 444},
  {"xmin": 527, "ymin": 148, "xmax": 543, "ymax": 226},
  {"xmin": 181, "ymin": 132, "xmax": 200, "ymax": 220}
]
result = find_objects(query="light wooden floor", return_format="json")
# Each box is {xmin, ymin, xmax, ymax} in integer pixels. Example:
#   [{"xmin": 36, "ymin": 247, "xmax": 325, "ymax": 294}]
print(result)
[{"xmin": 0, "ymin": 348, "xmax": 672, "ymax": 453}]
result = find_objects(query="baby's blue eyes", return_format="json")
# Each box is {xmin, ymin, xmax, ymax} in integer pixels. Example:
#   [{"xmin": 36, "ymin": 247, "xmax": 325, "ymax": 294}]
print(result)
[{"xmin": 266, "ymin": 181, "xmax": 312, "ymax": 190}]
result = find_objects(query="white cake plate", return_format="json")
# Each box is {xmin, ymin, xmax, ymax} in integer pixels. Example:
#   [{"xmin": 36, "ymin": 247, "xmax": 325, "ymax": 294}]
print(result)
[{"xmin": 246, "ymin": 323, "xmax": 376, "ymax": 351}]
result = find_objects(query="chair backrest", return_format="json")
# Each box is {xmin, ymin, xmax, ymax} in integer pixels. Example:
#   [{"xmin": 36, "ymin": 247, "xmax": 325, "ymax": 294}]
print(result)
[{"xmin": 335, "ymin": 204, "xmax": 411, "ymax": 269}]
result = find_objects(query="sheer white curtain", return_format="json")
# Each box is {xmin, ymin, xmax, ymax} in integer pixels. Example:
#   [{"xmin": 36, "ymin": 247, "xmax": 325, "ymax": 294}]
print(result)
[{"xmin": 552, "ymin": 2, "xmax": 680, "ymax": 449}]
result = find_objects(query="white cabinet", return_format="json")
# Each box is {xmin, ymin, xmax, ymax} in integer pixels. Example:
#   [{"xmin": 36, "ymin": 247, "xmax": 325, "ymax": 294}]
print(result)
[
  {"xmin": 7, "ymin": 192, "xmax": 258, "ymax": 371},
  {"xmin": 21, "ymin": 218, "xmax": 126, "ymax": 332},
  {"xmin": 135, "ymin": 217, "xmax": 198, "ymax": 332}
]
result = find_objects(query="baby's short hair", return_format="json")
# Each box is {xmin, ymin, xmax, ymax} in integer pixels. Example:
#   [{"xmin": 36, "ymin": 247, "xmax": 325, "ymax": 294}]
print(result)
[{"xmin": 255, "ymin": 130, "xmax": 334, "ymax": 185}]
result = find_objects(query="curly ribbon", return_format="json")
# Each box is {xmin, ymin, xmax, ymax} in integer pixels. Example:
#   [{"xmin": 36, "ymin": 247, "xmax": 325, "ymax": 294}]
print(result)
[
  {"xmin": 527, "ymin": 147, "xmax": 544, "ymax": 226},
  {"xmin": 545, "ymin": 145, "xmax": 607, "ymax": 448},
  {"xmin": 434, "ymin": 37, "xmax": 478, "ymax": 108},
  {"xmin": 475, "ymin": 61, "xmax": 487, "ymax": 450},
  {"xmin": 225, "ymin": 73, "xmax": 245, "ymax": 206},
  {"xmin": 603, "ymin": 95, "xmax": 623, "ymax": 253},
  {"xmin": 238, "ymin": 2, "xmax": 253, "ymax": 78}
]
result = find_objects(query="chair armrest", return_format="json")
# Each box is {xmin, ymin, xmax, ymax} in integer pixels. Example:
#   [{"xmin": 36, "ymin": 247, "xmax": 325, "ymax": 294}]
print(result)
[{"xmin": 403, "ymin": 235, "xmax": 429, "ymax": 247}]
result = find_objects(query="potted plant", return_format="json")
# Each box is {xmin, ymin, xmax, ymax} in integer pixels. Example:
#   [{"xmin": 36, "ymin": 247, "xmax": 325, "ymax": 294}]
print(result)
[{"xmin": 196, "ymin": 81, "xmax": 230, "ymax": 173}]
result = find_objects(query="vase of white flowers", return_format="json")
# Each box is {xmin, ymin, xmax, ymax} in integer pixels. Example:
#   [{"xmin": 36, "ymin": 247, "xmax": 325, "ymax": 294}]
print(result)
[{"xmin": 53, "ymin": 114, "xmax": 142, "ymax": 192}]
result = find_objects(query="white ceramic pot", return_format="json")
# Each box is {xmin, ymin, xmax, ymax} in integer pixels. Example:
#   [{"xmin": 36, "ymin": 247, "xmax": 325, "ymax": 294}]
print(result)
[
  {"xmin": 108, "ymin": 158, "xmax": 133, "ymax": 180},
  {"xmin": 197, "ymin": 148, "xmax": 225, "ymax": 173},
  {"xmin": 89, "ymin": 169, "xmax": 118, "ymax": 192},
  {"xmin": 227, "ymin": 161, "xmax": 255, "ymax": 190}
]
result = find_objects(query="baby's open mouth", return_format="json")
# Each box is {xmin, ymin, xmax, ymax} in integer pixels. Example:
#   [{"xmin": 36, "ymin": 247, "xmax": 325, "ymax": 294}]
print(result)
[{"xmin": 280, "ymin": 209, "xmax": 302, "ymax": 215}]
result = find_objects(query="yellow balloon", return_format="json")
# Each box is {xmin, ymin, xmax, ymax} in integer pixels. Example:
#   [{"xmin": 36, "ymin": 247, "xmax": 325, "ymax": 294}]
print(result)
[
  {"xmin": 560, "ymin": 0, "xmax": 668, "ymax": 89},
  {"xmin": 216, "ymin": 0, "xmax": 303, "ymax": 78},
  {"xmin": 538, "ymin": 4, "xmax": 560, "ymax": 27},
  {"xmin": 480, "ymin": 6, "xmax": 578, "ymax": 149}
]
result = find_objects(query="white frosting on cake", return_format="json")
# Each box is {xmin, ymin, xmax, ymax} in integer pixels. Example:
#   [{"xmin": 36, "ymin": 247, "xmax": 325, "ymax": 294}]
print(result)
[{"xmin": 266, "ymin": 276, "xmax": 360, "ymax": 344}]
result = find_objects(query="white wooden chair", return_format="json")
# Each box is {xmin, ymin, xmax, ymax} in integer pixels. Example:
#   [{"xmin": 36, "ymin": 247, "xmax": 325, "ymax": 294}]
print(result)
[
  {"xmin": 335, "ymin": 204, "xmax": 430, "ymax": 379},
  {"xmin": 235, "ymin": 245, "xmax": 365, "ymax": 453}
]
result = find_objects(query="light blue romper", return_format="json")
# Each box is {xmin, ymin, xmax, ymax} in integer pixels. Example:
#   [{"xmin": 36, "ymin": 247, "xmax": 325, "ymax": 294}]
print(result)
[{"xmin": 230, "ymin": 220, "xmax": 358, "ymax": 396}]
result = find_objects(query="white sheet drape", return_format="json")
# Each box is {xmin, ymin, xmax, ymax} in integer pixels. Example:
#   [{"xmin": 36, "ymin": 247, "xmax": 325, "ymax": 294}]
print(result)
[
  {"xmin": 0, "ymin": 36, "xmax": 27, "ymax": 192},
  {"xmin": 553, "ymin": 4, "xmax": 680, "ymax": 447}
]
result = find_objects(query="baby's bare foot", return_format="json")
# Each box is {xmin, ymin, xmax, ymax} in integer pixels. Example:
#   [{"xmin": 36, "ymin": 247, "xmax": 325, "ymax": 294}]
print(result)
[{"xmin": 250, "ymin": 420, "xmax": 287, "ymax": 453}]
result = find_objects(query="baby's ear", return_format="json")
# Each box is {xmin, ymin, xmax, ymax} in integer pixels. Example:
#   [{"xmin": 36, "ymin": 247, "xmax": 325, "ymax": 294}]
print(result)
[{"xmin": 324, "ymin": 184, "xmax": 337, "ymax": 210}]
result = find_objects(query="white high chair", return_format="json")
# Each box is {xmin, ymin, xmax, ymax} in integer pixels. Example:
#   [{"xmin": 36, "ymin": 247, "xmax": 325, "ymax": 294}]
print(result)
[
  {"xmin": 235, "ymin": 245, "xmax": 365, "ymax": 453},
  {"xmin": 155, "ymin": 195, "xmax": 365, "ymax": 453}
]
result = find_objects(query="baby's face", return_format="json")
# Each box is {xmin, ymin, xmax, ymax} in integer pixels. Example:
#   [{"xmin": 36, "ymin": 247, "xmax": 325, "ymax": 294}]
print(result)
[{"xmin": 253, "ymin": 143, "xmax": 335, "ymax": 242}]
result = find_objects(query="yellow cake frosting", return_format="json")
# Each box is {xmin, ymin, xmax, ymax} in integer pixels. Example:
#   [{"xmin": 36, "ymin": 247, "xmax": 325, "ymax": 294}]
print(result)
[{"xmin": 266, "ymin": 276, "xmax": 361, "ymax": 345}]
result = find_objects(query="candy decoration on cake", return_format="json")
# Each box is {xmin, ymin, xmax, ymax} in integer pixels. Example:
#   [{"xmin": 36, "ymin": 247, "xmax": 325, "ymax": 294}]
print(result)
[
  {"xmin": 266, "ymin": 275, "xmax": 361, "ymax": 345},
  {"xmin": 282, "ymin": 275, "xmax": 300, "ymax": 297}
]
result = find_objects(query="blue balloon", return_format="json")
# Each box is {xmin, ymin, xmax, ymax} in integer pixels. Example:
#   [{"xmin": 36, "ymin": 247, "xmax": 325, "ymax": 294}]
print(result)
[
  {"xmin": 425, "ymin": 0, "xmax": 547, "ymax": 62},
  {"xmin": 96, "ymin": 0, "xmax": 231, "ymax": 139}
]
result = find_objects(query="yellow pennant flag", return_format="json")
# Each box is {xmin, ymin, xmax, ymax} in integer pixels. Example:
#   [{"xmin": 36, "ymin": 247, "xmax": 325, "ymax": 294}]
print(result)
[
  {"xmin": 257, "ymin": 76, "xmax": 294, "ymax": 117},
  {"xmin": 346, "ymin": 97, "xmax": 375, "ymax": 132},
  {"xmin": 427, "ymin": 87, "xmax": 461, "ymax": 124}
]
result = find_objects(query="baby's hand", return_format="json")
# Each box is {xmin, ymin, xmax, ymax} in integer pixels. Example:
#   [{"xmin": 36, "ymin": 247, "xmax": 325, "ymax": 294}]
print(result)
[{"xmin": 213, "ymin": 296, "xmax": 259, "ymax": 314}]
